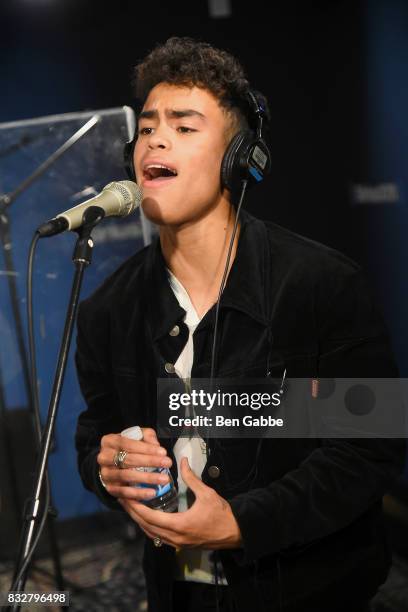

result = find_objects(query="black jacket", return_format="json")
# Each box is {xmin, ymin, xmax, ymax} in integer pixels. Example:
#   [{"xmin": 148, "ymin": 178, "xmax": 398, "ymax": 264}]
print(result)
[{"xmin": 75, "ymin": 210, "xmax": 405, "ymax": 612}]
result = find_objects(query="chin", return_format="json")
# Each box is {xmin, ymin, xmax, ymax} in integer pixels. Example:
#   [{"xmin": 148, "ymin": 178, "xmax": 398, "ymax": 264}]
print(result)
[
  {"xmin": 141, "ymin": 197, "xmax": 167, "ymax": 225},
  {"xmin": 141, "ymin": 197, "xmax": 192, "ymax": 227},
  {"xmin": 142, "ymin": 196, "xmax": 214, "ymax": 228}
]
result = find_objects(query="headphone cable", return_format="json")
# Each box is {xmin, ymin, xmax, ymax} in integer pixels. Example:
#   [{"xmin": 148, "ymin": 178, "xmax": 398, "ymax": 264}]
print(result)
[
  {"xmin": 206, "ymin": 179, "xmax": 248, "ymax": 612},
  {"xmin": 209, "ymin": 179, "xmax": 248, "ymax": 383}
]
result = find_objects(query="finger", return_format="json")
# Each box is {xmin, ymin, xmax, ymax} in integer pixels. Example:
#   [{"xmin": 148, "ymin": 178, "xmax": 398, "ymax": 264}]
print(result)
[
  {"xmin": 120, "ymin": 452, "xmax": 172, "ymax": 470},
  {"xmin": 138, "ymin": 522, "xmax": 176, "ymax": 548},
  {"xmin": 98, "ymin": 449, "xmax": 171, "ymax": 470},
  {"xmin": 118, "ymin": 499, "xmax": 160, "ymax": 538},
  {"xmin": 139, "ymin": 524, "xmax": 158, "ymax": 540},
  {"xmin": 118, "ymin": 500, "xmax": 173, "ymax": 541},
  {"xmin": 129, "ymin": 501, "xmax": 184, "ymax": 533},
  {"xmin": 125, "ymin": 509, "xmax": 179, "ymax": 547},
  {"xmin": 101, "ymin": 434, "xmax": 167, "ymax": 456},
  {"xmin": 103, "ymin": 466, "xmax": 171, "ymax": 487},
  {"xmin": 141, "ymin": 428, "xmax": 160, "ymax": 446},
  {"xmin": 103, "ymin": 483, "xmax": 158, "ymax": 502}
]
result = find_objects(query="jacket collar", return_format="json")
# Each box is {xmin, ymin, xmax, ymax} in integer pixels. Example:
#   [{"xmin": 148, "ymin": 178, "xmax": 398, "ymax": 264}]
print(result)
[{"xmin": 144, "ymin": 209, "xmax": 272, "ymax": 341}]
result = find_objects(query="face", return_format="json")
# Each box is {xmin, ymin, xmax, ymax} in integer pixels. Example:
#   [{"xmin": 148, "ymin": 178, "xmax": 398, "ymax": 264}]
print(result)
[{"xmin": 133, "ymin": 83, "xmax": 231, "ymax": 226}]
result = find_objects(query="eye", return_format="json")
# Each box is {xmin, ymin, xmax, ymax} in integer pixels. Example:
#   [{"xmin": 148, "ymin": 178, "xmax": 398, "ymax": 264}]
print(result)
[
  {"xmin": 138, "ymin": 126, "xmax": 153, "ymax": 135},
  {"xmin": 177, "ymin": 126, "xmax": 196, "ymax": 133}
]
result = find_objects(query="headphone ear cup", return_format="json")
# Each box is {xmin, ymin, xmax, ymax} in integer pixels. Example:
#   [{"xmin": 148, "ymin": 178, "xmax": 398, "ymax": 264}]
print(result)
[
  {"xmin": 123, "ymin": 136, "xmax": 137, "ymax": 182},
  {"xmin": 221, "ymin": 131, "xmax": 248, "ymax": 192},
  {"xmin": 222, "ymin": 88, "xmax": 272, "ymax": 197}
]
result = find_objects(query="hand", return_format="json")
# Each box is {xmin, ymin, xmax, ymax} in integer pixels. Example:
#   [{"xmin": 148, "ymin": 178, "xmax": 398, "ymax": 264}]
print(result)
[
  {"xmin": 97, "ymin": 428, "xmax": 172, "ymax": 502},
  {"xmin": 118, "ymin": 457, "xmax": 242, "ymax": 550}
]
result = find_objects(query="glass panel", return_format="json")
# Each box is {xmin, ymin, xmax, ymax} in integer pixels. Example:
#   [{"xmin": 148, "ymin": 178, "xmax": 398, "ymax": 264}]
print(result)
[{"xmin": 0, "ymin": 106, "xmax": 150, "ymax": 518}]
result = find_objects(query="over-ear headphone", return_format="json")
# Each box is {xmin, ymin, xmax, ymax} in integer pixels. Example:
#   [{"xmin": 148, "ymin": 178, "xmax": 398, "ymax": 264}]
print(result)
[
  {"xmin": 123, "ymin": 88, "xmax": 271, "ymax": 193},
  {"xmin": 220, "ymin": 89, "xmax": 271, "ymax": 192}
]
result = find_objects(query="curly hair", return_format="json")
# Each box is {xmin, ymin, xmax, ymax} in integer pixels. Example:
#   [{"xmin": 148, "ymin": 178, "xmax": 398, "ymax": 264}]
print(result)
[{"xmin": 133, "ymin": 37, "xmax": 251, "ymax": 137}]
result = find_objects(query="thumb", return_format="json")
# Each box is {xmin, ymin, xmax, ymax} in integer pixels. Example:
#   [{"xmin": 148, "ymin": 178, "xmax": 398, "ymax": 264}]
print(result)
[{"xmin": 180, "ymin": 457, "xmax": 205, "ymax": 494}]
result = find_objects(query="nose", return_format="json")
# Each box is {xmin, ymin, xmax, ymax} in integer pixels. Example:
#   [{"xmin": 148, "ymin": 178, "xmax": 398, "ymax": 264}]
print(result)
[
  {"xmin": 133, "ymin": 124, "xmax": 171, "ymax": 181},
  {"xmin": 147, "ymin": 126, "xmax": 171, "ymax": 150}
]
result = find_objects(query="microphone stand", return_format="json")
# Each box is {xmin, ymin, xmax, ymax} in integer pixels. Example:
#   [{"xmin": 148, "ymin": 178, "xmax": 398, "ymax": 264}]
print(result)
[
  {"xmin": 0, "ymin": 116, "xmax": 99, "ymax": 593},
  {"xmin": 7, "ymin": 206, "xmax": 105, "ymax": 612}
]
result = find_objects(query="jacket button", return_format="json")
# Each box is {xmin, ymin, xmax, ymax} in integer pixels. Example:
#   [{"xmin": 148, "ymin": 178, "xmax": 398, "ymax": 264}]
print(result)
[
  {"xmin": 169, "ymin": 325, "xmax": 180, "ymax": 337},
  {"xmin": 165, "ymin": 363, "xmax": 175, "ymax": 374},
  {"xmin": 208, "ymin": 465, "xmax": 220, "ymax": 479}
]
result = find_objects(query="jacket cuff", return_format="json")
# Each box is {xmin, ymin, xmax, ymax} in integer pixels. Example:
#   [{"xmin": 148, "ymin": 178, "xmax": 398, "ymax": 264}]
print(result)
[{"xmin": 229, "ymin": 494, "xmax": 275, "ymax": 564}]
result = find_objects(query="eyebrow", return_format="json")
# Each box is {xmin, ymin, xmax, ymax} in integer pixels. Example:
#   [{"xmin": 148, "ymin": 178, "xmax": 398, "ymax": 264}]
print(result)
[{"xmin": 138, "ymin": 109, "xmax": 206, "ymax": 121}]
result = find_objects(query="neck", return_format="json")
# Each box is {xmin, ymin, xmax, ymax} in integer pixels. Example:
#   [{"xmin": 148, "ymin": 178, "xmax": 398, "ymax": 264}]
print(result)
[{"xmin": 159, "ymin": 201, "xmax": 240, "ymax": 317}]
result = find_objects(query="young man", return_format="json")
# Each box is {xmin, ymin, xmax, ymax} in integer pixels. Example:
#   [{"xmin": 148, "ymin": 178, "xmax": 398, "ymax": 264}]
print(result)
[{"xmin": 75, "ymin": 37, "xmax": 405, "ymax": 612}]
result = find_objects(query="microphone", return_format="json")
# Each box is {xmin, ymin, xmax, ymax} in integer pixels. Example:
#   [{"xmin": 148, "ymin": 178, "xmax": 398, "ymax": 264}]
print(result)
[{"xmin": 37, "ymin": 180, "xmax": 142, "ymax": 237}]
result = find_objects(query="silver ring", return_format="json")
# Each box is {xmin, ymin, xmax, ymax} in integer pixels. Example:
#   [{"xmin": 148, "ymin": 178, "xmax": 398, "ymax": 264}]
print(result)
[
  {"xmin": 153, "ymin": 536, "xmax": 162, "ymax": 547},
  {"xmin": 113, "ymin": 449, "xmax": 127, "ymax": 469},
  {"xmin": 98, "ymin": 468, "xmax": 108, "ymax": 489}
]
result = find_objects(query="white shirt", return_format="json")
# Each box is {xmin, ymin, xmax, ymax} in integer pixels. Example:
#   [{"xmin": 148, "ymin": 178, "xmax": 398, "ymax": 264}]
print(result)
[{"xmin": 167, "ymin": 269, "xmax": 227, "ymax": 585}]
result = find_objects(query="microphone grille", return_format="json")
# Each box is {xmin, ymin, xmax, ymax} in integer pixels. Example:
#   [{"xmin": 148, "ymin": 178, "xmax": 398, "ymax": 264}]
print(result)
[{"xmin": 104, "ymin": 180, "xmax": 143, "ymax": 215}]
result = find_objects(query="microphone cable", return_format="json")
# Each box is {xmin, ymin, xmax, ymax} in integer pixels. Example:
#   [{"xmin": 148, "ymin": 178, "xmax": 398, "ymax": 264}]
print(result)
[{"xmin": 5, "ymin": 231, "xmax": 51, "ymax": 601}]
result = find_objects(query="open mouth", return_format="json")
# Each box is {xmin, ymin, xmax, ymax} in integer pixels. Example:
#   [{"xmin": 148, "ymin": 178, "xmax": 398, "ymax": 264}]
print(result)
[{"xmin": 143, "ymin": 164, "xmax": 178, "ymax": 183}]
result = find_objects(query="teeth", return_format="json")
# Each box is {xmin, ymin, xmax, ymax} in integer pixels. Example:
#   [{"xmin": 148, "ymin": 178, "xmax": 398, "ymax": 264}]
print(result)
[{"xmin": 145, "ymin": 164, "xmax": 177, "ymax": 175}]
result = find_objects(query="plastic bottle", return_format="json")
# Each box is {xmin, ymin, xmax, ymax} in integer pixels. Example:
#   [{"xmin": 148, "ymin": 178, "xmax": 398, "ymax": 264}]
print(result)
[{"xmin": 121, "ymin": 426, "xmax": 178, "ymax": 512}]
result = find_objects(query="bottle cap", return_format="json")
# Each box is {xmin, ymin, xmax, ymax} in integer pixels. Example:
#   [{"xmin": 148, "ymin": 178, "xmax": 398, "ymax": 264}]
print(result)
[{"xmin": 121, "ymin": 426, "xmax": 143, "ymax": 440}]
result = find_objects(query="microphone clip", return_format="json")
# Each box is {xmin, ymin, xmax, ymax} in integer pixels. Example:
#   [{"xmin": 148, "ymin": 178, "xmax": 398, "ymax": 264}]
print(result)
[{"xmin": 72, "ymin": 206, "xmax": 105, "ymax": 266}]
